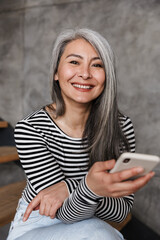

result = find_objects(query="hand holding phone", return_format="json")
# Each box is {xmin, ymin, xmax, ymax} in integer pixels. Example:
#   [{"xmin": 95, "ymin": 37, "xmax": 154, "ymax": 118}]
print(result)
[{"xmin": 110, "ymin": 152, "xmax": 160, "ymax": 179}]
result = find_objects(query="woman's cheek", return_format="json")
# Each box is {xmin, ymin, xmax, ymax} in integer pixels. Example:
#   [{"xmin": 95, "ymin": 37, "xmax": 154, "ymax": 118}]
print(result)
[{"xmin": 60, "ymin": 68, "xmax": 76, "ymax": 82}]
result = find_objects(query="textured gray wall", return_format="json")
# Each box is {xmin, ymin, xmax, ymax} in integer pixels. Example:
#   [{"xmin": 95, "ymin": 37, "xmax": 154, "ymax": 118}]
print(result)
[{"xmin": 0, "ymin": 0, "xmax": 160, "ymax": 236}]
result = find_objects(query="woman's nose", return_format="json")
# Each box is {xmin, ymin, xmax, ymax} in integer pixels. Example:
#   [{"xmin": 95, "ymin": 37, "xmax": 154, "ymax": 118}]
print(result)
[{"xmin": 77, "ymin": 66, "xmax": 91, "ymax": 80}]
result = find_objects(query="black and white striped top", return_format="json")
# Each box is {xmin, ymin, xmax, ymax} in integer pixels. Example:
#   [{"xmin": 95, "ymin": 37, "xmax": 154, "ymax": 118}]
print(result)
[{"xmin": 14, "ymin": 108, "xmax": 135, "ymax": 223}]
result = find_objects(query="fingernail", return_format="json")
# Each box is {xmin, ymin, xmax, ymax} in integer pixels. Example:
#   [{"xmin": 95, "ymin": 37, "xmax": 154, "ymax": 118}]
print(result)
[{"xmin": 23, "ymin": 217, "xmax": 26, "ymax": 222}]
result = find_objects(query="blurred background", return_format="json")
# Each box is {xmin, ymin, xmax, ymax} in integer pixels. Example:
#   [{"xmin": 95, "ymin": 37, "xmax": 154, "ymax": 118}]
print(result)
[{"xmin": 0, "ymin": 0, "xmax": 160, "ymax": 239}]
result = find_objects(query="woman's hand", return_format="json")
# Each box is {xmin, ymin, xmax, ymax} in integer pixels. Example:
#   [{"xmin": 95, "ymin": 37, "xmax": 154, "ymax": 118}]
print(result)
[
  {"xmin": 23, "ymin": 181, "xmax": 69, "ymax": 222},
  {"xmin": 86, "ymin": 159, "xmax": 155, "ymax": 197}
]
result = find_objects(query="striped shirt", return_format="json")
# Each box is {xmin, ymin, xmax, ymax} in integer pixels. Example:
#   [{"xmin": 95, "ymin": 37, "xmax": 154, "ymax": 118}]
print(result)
[{"xmin": 14, "ymin": 108, "xmax": 135, "ymax": 223}]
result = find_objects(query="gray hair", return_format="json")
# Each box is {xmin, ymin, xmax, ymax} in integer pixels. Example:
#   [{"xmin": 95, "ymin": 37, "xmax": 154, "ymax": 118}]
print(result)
[{"xmin": 49, "ymin": 28, "xmax": 129, "ymax": 167}]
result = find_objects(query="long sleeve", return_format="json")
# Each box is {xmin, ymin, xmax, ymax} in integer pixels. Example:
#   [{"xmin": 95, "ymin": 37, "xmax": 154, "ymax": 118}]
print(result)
[
  {"xmin": 93, "ymin": 116, "xmax": 135, "ymax": 222},
  {"xmin": 15, "ymin": 119, "xmax": 81, "ymax": 201},
  {"xmin": 56, "ymin": 116, "xmax": 135, "ymax": 223},
  {"xmin": 15, "ymin": 120, "xmax": 65, "ymax": 197},
  {"xmin": 57, "ymin": 178, "xmax": 134, "ymax": 224},
  {"xmin": 94, "ymin": 195, "xmax": 133, "ymax": 222},
  {"xmin": 57, "ymin": 176, "xmax": 101, "ymax": 222}
]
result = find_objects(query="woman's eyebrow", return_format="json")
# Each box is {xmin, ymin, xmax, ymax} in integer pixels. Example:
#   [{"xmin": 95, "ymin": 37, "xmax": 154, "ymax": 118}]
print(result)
[
  {"xmin": 92, "ymin": 57, "xmax": 101, "ymax": 61},
  {"xmin": 66, "ymin": 54, "xmax": 83, "ymax": 59},
  {"xmin": 66, "ymin": 54, "xmax": 101, "ymax": 61}
]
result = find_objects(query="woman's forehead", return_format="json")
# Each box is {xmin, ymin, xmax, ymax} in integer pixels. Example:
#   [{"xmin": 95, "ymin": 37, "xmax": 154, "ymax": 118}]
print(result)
[{"xmin": 62, "ymin": 38, "xmax": 100, "ymax": 58}]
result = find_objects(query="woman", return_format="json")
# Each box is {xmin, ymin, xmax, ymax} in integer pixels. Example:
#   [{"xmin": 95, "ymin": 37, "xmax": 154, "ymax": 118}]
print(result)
[{"xmin": 7, "ymin": 28, "xmax": 154, "ymax": 240}]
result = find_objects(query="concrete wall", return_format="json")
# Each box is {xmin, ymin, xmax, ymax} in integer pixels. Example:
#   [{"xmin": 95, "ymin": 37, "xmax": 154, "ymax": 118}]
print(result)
[{"xmin": 0, "ymin": 0, "xmax": 160, "ymax": 236}]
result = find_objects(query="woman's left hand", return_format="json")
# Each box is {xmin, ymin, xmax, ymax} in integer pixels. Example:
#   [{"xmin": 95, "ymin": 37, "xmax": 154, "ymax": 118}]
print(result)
[{"xmin": 23, "ymin": 181, "xmax": 69, "ymax": 222}]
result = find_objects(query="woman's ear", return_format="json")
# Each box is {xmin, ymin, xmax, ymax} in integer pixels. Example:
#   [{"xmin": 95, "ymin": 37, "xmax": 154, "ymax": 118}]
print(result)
[{"xmin": 54, "ymin": 73, "xmax": 58, "ymax": 81}]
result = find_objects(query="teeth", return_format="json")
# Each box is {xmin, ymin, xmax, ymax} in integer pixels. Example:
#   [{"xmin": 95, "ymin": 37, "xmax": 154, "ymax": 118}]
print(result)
[{"xmin": 72, "ymin": 84, "xmax": 93, "ymax": 89}]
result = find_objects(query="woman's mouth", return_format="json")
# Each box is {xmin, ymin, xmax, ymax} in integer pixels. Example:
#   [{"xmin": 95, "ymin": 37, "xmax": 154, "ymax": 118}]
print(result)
[{"xmin": 72, "ymin": 83, "xmax": 93, "ymax": 89}]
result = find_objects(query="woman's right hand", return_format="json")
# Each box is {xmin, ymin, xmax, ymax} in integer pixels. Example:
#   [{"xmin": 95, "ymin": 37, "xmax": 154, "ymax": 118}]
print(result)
[
  {"xmin": 86, "ymin": 159, "xmax": 155, "ymax": 198},
  {"xmin": 23, "ymin": 181, "xmax": 69, "ymax": 222}
]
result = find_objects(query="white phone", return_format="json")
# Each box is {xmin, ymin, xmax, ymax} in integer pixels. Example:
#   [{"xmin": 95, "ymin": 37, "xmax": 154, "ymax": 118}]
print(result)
[{"xmin": 110, "ymin": 152, "xmax": 160, "ymax": 179}]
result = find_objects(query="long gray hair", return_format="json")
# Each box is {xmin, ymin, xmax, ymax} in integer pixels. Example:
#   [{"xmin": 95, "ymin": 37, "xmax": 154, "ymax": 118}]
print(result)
[{"xmin": 49, "ymin": 28, "xmax": 129, "ymax": 167}]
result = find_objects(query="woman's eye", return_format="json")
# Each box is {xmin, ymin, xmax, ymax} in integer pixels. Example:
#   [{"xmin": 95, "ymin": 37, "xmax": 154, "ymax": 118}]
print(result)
[
  {"xmin": 70, "ymin": 61, "xmax": 79, "ymax": 65},
  {"xmin": 92, "ymin": 63, "xmax": 103, "ymax": 68}
]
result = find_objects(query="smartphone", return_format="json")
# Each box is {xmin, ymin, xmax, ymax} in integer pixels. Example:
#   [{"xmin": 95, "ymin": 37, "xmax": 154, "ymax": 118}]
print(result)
[{"xmin": 110, "ymin": 152, "xmax": 160, "ymax": 179}]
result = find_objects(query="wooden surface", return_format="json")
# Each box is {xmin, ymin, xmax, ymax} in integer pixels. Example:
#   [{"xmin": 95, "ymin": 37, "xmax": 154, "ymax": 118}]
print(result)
[
  {"xmin": 0, "ymin": 121, "xmax": 8, "ymax": 128},
  {"xmin": 106, "ymin": 212, "xmax": 132, "ymax": 231},
  {"xmin": 0, "ymin": 146, "xmax": 19, "ymax": 163},
  {"xmin": 0, "ymin": 180, "xmax": 26, "ymax": 226}
]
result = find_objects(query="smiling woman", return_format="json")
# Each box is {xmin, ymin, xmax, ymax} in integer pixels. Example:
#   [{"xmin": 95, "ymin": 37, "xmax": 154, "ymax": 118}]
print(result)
[
  {"xmin": 54, "ymin": 38, "xmax": 105, "ymax": 106},
  {"xmin": 6, "ymin": 29, "xmax": 154, "ymax": 240}
]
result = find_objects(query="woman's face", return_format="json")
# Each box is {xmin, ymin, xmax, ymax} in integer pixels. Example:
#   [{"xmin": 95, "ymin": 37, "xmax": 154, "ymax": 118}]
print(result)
[{"xmin": 55, "ymin": 38, "xmax": 105, "ymax": 106}]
